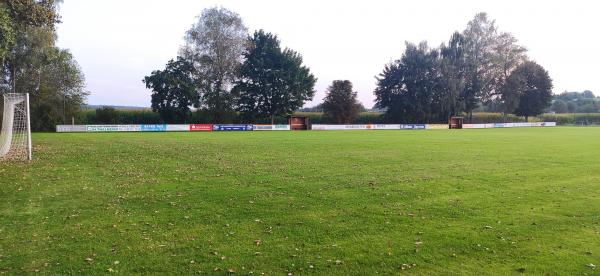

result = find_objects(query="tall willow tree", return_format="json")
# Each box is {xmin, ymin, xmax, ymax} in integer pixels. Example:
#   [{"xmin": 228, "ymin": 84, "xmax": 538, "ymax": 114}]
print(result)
[
  {"xmin": 461, "ymin": 12, "xmax": 527, "ymax": 122},
  {"xmin": 180, "ymin": 7, "xmax": 248, "ymax": 122}
]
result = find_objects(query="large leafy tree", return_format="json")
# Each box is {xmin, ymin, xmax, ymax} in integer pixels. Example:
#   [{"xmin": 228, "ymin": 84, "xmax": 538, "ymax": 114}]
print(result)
[
  {"xmin": 461, "ymin": 13, "xmax": 498, "ymax": 120},
  {"xmin": 551, "ymin": 100, "xmax": 568, "ymax": 114},
  {"xmin": 510, "ymin": 61, "xmax": 553, "ymax": 121},
  {"xmin": 493, "ymin": 32, "xmax": 527, "ymax": 83},
  {"xmin": 374, "ymin": 42, "xmax": 443, "ymax": 123},
  {"xmin": 29, "ymin": 48, "xmax": 88, "ymax": 130},
  {"xmin": 0, "ymin": 0, "xmax": 87, "ymax": 131},
  {"xmin": 179, "ymin": 7, "xmax": 247, "ymax": 122},
  {"xmin": 0, "ymin": 4, "xmax": 15, "ymax": 61},
  {"xmin": 1, "ymin": 0, "xmax": 62, "ymax": 92},
  {"xmin": 498, "ymin": 67, "xmax": 524, "ymax": 117},
  {"xmin": 144, "ymin": 57, "xmax": 197, "ymax": 123},
  {"xmin": 439, "ymin": 32, "xmax": 468, "ymax": 119},
  {"xmin": 461, "ymin": 13, "xmax": 526, "ymax": 122},
  {"xmin": 234, "ymin": 30, "xmax": 316, "ymax": 123},
  {"xmin": 4, "ymin": 0, "xmax": 61, "ymax": 28},
  {"xmin": 322, "ymin": 80, "xmax": 362, "ymax": 124}
]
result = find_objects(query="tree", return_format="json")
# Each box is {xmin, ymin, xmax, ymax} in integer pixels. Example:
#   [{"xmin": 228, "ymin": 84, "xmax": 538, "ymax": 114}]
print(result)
[
  {"xmin": 94, "ymin": 106, "xmax": 119, "ymax": 124},
  {"xmin": 461, "ymin": 13, "xmax": 527, "ymax": 122},
  {"xmin": 510, "ymin": 61, "xmax": 553, "ymax": 121},
  {"xmin": 4, "ymin": 0, "xmax": 61, "ymax": 28},
  {"xmin": 567, "ymin": 101, "xmax": 577, "ymax": 113},
  {"xmin": 322, "ymin": 80, "xmax": 362, "ymax": 124},
  {"xmin": 26, "ymin": 48, "xmax": 87, "ymax": 130},
  {"xmin": 1, "ymin": 0, "xmax": 62, "ymax": 92},
  {"xmin": 144, "ymin": 57, "xmax": 197, "ymax": 123},
  {"xmin": 493, "ymin": 32, "xmax": 527, "ymax": 86},
  {"xmin": 499, "ymin": 66, "xmax": 525, "ymax": 116},
  {"xmin": 0, "ymin": 4, "xmax": 15, "ymax": 61},
  {"xmin": 551, "ymin": 100, "xmax": 568, "ymax": 113},
  {"xmin": 461, "ymin": 13, "xmax": 499, "ymax": 121},
  {"xmin": 439, "ymin": 32, "xmax": 467, "ymax": 119},
  {"xmin": 374, "ymin": 42, "xmax": 443, "ymax": 123},
  {"xmin": 0, "ymin": 1, "xmax": 87, "ymax": 131},
  {"xmin": 234, "ymin": 30, "xmax": 316, "ymax": 123},
  {"xmin": 179, "ymin": 7, "xmax": 247, "ymax": 122},
  {"xmin": 582, "ymin": 90, "xmax": 595, "ymax": 99}
]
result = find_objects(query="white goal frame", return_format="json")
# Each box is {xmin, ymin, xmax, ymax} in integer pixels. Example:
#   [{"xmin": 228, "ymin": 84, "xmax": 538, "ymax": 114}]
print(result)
[{"xmin": 0, "ymin": 93, "xmax": 32, "ymax": 161}]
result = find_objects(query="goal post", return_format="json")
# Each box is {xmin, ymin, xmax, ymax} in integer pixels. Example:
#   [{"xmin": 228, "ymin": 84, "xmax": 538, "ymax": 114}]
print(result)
[{"xmin": 0, "ymin": 93, "xmax": 32, "ymax": 161}]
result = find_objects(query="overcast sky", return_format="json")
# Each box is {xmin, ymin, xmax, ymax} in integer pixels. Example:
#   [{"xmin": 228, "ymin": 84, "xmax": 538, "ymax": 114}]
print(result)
[{"xmin": 56, "ymin": 0, "xmax": 599, "ymax": 107}]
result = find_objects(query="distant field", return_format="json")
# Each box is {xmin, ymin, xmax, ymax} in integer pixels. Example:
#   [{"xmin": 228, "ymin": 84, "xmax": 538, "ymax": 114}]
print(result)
[{"xmin": 1, "ymin": 128, "xmax": 600, "ymax": 274}]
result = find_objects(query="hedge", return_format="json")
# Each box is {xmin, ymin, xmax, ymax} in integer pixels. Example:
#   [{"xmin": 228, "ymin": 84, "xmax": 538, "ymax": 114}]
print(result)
[
  {"xmin": 72, "ymin": 109, "xmax": 600, "ymax": 126},
  {"xmin": 538, "ymin": 113, "xmax": 600, "ymax": 125}
]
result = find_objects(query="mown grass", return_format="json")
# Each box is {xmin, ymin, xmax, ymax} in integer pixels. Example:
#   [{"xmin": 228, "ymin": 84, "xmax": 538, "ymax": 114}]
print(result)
[{"xmin": 1, "ymin": 127, "xmax": 600, "ymax": 274}]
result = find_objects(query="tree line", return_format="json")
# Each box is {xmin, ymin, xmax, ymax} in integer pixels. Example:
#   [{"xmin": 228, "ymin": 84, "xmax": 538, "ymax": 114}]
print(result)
[
  {"xmin": 0, "ymin": 4, "xmax": 560, "ymax": 129},
  {"xmin": 0, "ymin": 0, "xmax": 88, "ymax": 131},
  {"xmin": 144, "ymin": 8, "xmax": 317, "ymax": 124},
  {"xmin": 550, "ymin": 90, "xmax": 599, "ymax": 113},
  {"xmin": 147, "ymin": 10, "xmax": 555, "ymax": 124},
  {"xmin": 373, "ymin": 13, "xmax": 553, "ymax": 123}
]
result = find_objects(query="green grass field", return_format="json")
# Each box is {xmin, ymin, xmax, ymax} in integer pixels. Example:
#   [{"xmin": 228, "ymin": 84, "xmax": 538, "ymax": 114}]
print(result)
[{"xmin": 1, "ymin": 128, "xmax": 600, "ymax": 274}]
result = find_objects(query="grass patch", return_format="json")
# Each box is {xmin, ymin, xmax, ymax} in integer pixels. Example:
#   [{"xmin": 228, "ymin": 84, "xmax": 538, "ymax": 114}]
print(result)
[{"xmin": 1, "ymin": 127, "xmax": 600, "ymax": 274}]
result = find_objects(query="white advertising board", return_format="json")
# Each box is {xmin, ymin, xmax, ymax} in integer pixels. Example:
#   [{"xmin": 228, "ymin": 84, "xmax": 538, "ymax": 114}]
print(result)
[
  {"xmin": 426, "ymin": 124, "xmax": 448, "ymax": 129},
  {"xmin": 166, "ymin": 125, "xmax": 190, "ymax": 131},
  {"xmin": 86, "ymin": 125, "xmax": 141, "ymax": 132},
  {"xmin": 311, "ymin": 124, "xmax": 426, "ymax": 130},
  {"xmin": 56, "ymin": 125, "xmax": 87, "ymax": 132},
  {"xmin": 462, "ymin": 122, "xmax": 556, "ymax": 129},
  {"xmin": 253, "ymin": 125, "xmax": 291, "ymax": 131}
]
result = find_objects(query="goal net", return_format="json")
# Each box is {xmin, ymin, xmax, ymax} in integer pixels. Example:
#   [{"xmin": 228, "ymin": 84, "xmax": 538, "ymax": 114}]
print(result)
[{"xmin": 0, "ymin": 93, "xmax": 32, "ymax": 161}]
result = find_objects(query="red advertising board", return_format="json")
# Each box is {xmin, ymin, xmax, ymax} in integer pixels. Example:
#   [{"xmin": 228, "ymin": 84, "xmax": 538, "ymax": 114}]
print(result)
[{"xmin": 189, "ymin": 124, "xmax": 213, "ymax": 131}]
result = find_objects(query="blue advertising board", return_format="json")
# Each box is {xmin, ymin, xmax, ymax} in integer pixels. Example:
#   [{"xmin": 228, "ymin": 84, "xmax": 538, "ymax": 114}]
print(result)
[
  {"xmin": 213, "ymin": 124, "xmax": 254, "ymax": 131},
  {"xmin": 400, "ymin": 124, "xmax": 426, "ymax": 130},
  {"xmin": 140, "ymin": 124, "xmax": 167, "ymax": 132}
]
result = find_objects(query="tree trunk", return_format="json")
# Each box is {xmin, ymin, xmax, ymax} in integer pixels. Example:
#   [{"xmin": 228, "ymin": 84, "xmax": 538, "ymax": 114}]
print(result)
[
  {"xmin": 468, "ymin": 111, "xmax": 473, "ymax": 124},
  {"xmin": 13, "ymin": 66, "xmax": 17, "ymax": 93},
  {"xmin": 525, "ymin": 116, "xmax": 528, "ymax": 122},
  {"xmin": 270, "ymin": 115, "xmax": 274, "ymax": 125}
]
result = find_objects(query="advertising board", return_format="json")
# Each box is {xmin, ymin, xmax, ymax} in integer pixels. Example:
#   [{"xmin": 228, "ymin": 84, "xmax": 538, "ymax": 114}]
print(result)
[
  {"xmin": 189, "ymin": 124, "xmax": 213, "ymax": 131},
  {"xmin": 311, "ymin": 124, "xmax": 426, "ymax": 130},
  {"xmin": 165, "ymin": 125, "xmax": 189, "ymax": 131},
  {"xmin": 140, "ymin": 124, "xmax": 167, "ymax": 132},
  {"xmin": 254, "ymin": 125, "xmax": 291, "ymax": 131},
  {"xmin": 213, "ymin": 124, "xmax": 254, "ymax": 131},
  {"xmin": 56, "ymin": 125, "xmax": 87, "ymax": 132},
  {"xmin": 426, "ymin": 124, "xmax": 448, "ymax": 130},
  {"xmin": 86, "ymin": 125, "xmax": 141, "ymax": 132}
]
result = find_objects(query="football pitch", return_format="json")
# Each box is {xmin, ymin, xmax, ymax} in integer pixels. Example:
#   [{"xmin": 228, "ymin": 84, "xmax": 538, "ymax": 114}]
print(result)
[{"xmin": 1, "ymin": 127, "xmax": 600, "ymax": 274}]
